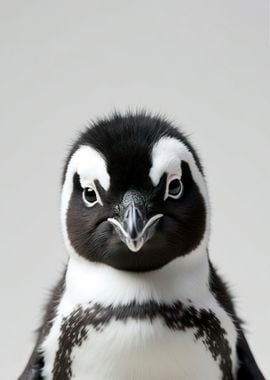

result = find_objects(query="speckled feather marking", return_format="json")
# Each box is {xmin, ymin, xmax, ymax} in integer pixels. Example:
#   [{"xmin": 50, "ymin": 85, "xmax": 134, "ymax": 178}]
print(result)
[{"xmin": 53, "ymin": 301, "xmax": 233, "ymax": 380}]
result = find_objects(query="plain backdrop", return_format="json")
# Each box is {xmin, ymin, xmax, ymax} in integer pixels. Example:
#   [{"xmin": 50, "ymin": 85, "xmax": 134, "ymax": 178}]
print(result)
[{"xmin": 0, "ymin": 1, "xmax": 269, "ymax": 378}]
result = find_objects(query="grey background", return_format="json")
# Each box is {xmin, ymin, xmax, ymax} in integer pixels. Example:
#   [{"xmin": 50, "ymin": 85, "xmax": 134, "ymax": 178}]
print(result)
[{"xmin": 0, "ymin": 0, "xmax": 269, "ymax": 378}]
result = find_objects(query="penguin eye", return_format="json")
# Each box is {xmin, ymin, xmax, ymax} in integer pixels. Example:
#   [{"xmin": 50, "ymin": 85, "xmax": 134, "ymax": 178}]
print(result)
[
  {"xmin": 83, "ymin": 187, "xmax": 98, "ymax": 207},
  {"xmin": 165, "ymin": 176, "xmax": 183, "ymax": 200}
]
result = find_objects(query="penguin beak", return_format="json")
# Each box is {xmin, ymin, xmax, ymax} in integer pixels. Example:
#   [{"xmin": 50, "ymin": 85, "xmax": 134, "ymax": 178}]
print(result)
[{"xmin": 107, "ymin": 200, "xmax": 163, "ymax": 253}]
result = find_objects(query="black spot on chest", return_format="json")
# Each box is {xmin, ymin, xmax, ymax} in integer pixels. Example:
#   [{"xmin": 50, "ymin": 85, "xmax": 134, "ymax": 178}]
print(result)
[{"xmin": 52, "ymin": 301, "xmax": 233, "ymax": 380}]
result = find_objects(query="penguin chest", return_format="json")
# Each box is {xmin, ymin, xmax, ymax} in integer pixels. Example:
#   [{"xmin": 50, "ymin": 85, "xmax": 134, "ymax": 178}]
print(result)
[{"xmin": 41, "ymin": 301, "xmax": 237, "ymax": 380}]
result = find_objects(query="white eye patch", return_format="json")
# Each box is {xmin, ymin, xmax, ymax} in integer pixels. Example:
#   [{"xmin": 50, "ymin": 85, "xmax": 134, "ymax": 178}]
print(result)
[
  {"xmin": 149, "ymin": 136, "xmax": 207, "ymax": 202},
  {"xmin": 62, "ymin": 145, "xmax": 109, "ymax": 213},
  {"xmin": 61, "ymin": 145, "xmax": 110, "ymax": 255},
  {"xmin": 62, "ymin": 145, "xmax": 109, "ymax": 214},
  {"xmin": 150, "ymin": 137, "xmax": 186, "ymax": 186},
  {"xmin": 74, "ymin": 146, "xmax": 110, "ymax": 191}
]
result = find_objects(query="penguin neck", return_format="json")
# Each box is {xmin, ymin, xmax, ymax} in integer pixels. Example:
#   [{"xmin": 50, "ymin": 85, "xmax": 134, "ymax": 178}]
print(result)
[{"xmin": 64, "ymin": 239, "xmax": 210, "ymax": 308}]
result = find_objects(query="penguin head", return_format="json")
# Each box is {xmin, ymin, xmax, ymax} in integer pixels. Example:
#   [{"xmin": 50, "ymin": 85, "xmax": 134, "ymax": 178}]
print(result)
[{"xmin": 61, "ymin": 113, "xmax": 209, "ymax": 272}]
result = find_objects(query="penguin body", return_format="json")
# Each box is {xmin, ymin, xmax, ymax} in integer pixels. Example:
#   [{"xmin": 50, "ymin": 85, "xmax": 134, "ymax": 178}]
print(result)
[
  {"xmin": 40, "ymin": 256, "xmax": 237, "ymax": 380},
  {"xmin": 19, "ymin": 113, "xmax": 264, "ymax": 380}
]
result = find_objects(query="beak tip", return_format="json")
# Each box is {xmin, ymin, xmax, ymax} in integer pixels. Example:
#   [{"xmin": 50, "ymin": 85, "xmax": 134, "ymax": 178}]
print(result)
[{"xmin": 126, "ymin": 238, "xmax": 144, "ymax": 253}]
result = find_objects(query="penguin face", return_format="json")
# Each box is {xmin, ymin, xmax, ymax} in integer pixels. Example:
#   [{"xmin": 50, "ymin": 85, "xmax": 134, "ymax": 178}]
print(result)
[{"xmin": 61, "ymin": 114, "xmax": 209, "ymax": 272}]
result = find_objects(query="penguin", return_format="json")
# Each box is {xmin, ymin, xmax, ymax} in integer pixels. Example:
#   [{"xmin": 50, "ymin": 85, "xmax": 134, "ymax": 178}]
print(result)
[{"xmin": 19, "ymin": 112, "xmax": 265, "ymax": 380}]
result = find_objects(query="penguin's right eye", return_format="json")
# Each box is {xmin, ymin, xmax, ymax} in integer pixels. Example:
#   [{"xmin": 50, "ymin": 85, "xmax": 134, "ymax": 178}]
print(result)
[{"xmin": 83, "ymin": 187, "xmax": 98, "ymax": 207}]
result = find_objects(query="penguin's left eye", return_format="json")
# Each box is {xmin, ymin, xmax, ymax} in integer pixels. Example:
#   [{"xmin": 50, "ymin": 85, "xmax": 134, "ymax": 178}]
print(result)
[
  {"xmin": 165, "ymin": 176, "xmax": 183, "ymax": 200},
  {"xmin": 83, "ymin": 187, "xmax": 98, "ymax": 207}
]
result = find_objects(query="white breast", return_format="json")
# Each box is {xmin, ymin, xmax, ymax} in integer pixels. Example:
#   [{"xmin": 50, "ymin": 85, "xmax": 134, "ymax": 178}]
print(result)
[
  {"xmin": 41, "ymin": 254, "xmax": 238, "ymax": 380},
  {"xmin": 70, "ymin": 319, "xmax": 223, "ymax": 380}
]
